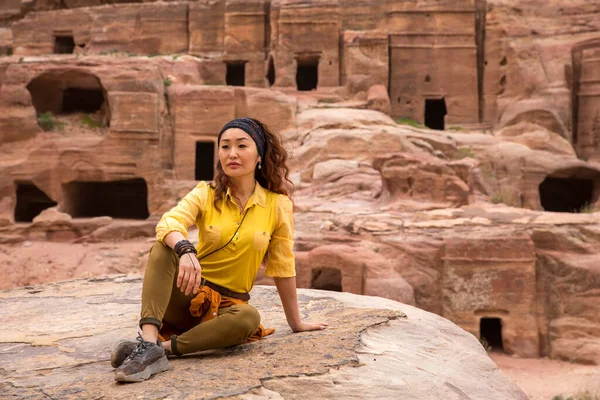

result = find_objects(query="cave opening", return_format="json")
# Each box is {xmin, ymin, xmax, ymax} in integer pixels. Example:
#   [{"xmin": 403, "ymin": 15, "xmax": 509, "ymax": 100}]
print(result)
[
  {"xmin": 62, "ymin": 88, "xmax": 104, "ymax": 114},
  {"xmin": 425, "ymin": 98, "xmax": 447, "ymax": 130},
  {"xmin": 539, "ymin": 177, "xmax": 594, "ymax": 212},
  {"xmin": 226, "ymin": 62, "xmax": 246, "ymax": 86},
  {"xmin": 195, "ymin": 141, "xmax": 215, "ymax": 181},
  {"xmin": 296, "ymin": 56, "xmax": 319, "ymax": 91},
  {"xmin": 54, "ymin": 35, "xmax": 75, "ymax": 54},
  {"xmin": 61, "ymin": 179, "xmax": 149, "ymax": 219},
  {"xmin": 14, "ymin": 182, "xmax": 58, "ymax": 222},
  {"xmin": 480, "ymin": 317, "xmax": 504, "ymax": 351},
  {"xmin": 310, "ymin": 268, "xmax": 342, "ymax": 292},
  {"xmin": 267, "ymin": 56, "xmax": 275, "ymax": 86},
  {"xmin": 26, "ymin": 70, "xmax": 109, "ymax": 128}
]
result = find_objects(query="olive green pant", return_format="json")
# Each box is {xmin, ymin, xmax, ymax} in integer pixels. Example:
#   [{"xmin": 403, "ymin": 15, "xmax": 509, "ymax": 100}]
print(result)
[{"xmin": 140, "ymin": 242, "xmax": 260, "ymax": 355}]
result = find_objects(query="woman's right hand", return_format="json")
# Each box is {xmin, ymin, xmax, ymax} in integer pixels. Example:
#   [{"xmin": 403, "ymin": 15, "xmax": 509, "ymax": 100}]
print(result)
[{"xmin": 177, "ymin": 253, "xmax": 202, "ymax": 296}]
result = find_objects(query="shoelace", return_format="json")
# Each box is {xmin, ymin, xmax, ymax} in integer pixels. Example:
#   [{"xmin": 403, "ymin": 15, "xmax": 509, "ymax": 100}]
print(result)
[{"xmin": 123, "ymin": 334, "xmax": 151, "ymax": 363}]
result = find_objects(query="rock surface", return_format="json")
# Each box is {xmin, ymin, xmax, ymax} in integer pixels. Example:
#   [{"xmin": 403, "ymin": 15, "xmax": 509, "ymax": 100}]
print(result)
[
  {"xmin": 0, "ymin": 275, "xmax": 527, "ymax": 400},
  {"xmin": 1, "ymin": 0, "xmax": 600, "ymax": 374}
]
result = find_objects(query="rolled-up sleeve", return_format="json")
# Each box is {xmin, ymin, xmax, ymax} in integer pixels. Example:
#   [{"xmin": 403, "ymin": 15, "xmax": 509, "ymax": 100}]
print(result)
[
  {"xmin": 155, "ymin": 181, "xmax": 209, "ymax": 243},
  {"xmin": 265, "ymin": 195, "xmax": 296, "ymax": 278}
]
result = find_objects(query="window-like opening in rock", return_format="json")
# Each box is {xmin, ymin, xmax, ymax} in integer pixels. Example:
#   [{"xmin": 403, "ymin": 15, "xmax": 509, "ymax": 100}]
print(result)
[
  {"xmin": 539, "ymin": 177, "xmax": 594, "ymax": 212},
  {"xmin": 267, "ymin": 56, "xmax": 275, "ymax": 86},
  {"xmin": 226, "ymin": 62, "xmax": 245, "ymax": 86},
  {"xmin": 62, "ymin": 179, "xmax": 149, "ymax": 219},
  {"xmin": 425, "ymin": 98, "xmax": 447, "ymax": 130},
  {"xmin": 62, "ymin": 88, "xmax": 104, "ymax": 113},
  {"xmin": 195, "ymin": 141, "xmax": 215, "ymax": 181},
  {"xmin": 296, "ymin": 56, "xmax": 319, "ymax": 91},
  {"xmin": 54, "ymin": 35, "xmax": 75, "ymax": 54},
  {"xmin": 26, "ymin": 71, "xmax": 110, "ymax": 128},
  {"xmin": 14, "ymin": 182, "xmax": 57, "ymax": 222},
  {"xmin": 480, "ymin": 317, "xmax": 503, "ymax": 351},
  {"xmin": 310, "ymin": 268, "xmax": 342, "ymax": 292}
]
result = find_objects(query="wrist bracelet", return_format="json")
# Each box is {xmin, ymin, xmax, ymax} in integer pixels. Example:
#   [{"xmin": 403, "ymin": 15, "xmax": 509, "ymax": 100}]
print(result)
[{"xmin": 174, "ymin": 239, "xmax": 197, "ymax": 258}]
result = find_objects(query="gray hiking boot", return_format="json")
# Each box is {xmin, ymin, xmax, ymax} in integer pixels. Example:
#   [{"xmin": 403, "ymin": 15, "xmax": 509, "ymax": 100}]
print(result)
[
  {"xmin": 114, "ymin": 334, "xmax": 169, "ymax": 382},
  {"xmin": 111, "ymin": 339, "xmax": 138, "ymax": 369},
  {"xmin": 111, "ymin": 337, "xmax": 163, "ymax": 368}
]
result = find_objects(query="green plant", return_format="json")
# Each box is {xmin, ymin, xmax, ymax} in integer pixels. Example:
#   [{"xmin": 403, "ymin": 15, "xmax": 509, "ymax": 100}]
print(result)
[
  {"xmin": 552, "ymin": 391, "xmax": 600, "ymax": 400},
  {"xmin": 172, "ymin": 54, "xmax": 180, "ymax": 60},
  {"xmin": 374, "ymin": 247, "xmax": 379, "ymax": 253},
  {"xmin": 394, "ymin": 117, "xmax": 425, "ymax": 128},
  {"xmin": 163, "ymin": 77, "xmax": 172, "ymax": 88},
  {"xmin": 452, "ymin": 146, "xmax": 476, "ymax": 160},
  {"xmin": 81, "ymin": 114, "xmax": 103, "ymax": 128},
  {"xmin": 448, "ymin": 126, "xmax": 464, "ymax": 131},
  {"xmin": 481, "ymin": 164, "xmax": 495, "ymax": 181},
  {"xmin": 490, "ymin": 187, "xmax": 519, "ymax": 207},
  {"xmin": 479, "ymin": 337, "xmax": 492, "ymax": 352},
  {"xmin": 38, "ymin": 111, "xmax": 56, "ymax": 131},
  {"xmin": 578, "ymin": 203, "xmax": 596, "ymax": 213},
  {"xmin": 19, "ymin": 57, "xmax": 24, "ymax": 63}
]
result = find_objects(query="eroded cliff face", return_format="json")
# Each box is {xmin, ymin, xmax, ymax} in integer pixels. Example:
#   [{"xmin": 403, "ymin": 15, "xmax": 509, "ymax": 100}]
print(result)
[
  {"xmin": 1, "ymin": 0, "xmax": 600, "ymax": 367},
  {"xmin": 0, "ymin": 276, "xmax": 528, "ymax": 399}
]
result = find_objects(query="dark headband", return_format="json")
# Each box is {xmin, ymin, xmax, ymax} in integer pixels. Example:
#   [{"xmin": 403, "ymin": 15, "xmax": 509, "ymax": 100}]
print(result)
[{"xmin": 218, "ymin": 118, "xmax": 266, "ymax": 159}]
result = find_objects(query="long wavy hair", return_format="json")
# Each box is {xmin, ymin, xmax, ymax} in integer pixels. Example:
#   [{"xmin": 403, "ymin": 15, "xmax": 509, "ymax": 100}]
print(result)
[{"xmin": 211, "ymin": 118, "xmax": 293, "ymax": 211}]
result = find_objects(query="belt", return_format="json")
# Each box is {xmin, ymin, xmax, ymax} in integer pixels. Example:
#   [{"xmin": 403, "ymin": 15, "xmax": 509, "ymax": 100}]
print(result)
[{"xmin": 201, "ymin": 279, "xmax": 250, "ymax": 302}]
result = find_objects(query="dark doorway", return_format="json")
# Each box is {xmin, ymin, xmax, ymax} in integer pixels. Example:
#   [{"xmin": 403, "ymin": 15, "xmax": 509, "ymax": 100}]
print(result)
[
  {"xmin": 195, "ymin": 141, "xmax": 215, "ymax": 181},
  {"xmin": 296, "ymin": 57, "xmax": 319, "ymax": 91},
  {"xmin": 310, "ymin": 268, "xmax": 342, "ymax": 292},
  {"xmin": 226, "ymin": 62, "xmax": 245, "ymax": 86},
  {"xmin": 54, "ymin": 35, "xmax": 75, "ymax": 54},
  {"xmin": 539, "ymin": 177, "xmax": 594, "ymax": 212},
  {"xmin": 267, "ymin": 56, "xmax": 275, "ymax": 86},
  {"xmin": 62, "ymin": 179, "xmax": 149, "ymax": 219},
  {"xmin": 480, "ymin": 317, "xmax": 503, "ymax": 351},
  {"xmin": 425, "ymin": 98, "xmax": 447, "ymax": 130},
  {"xmin": 14, "ymin": 182, "xmax": 58, "ymax": 222},
  {"xmin": 62, "ymin": 88, "xmax": 104, "ymax": 113}
]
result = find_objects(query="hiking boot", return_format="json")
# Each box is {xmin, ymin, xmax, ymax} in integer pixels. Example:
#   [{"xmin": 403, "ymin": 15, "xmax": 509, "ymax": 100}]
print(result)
[
  {"xmin": 110, "ymin": 339, "xmax": 137, "ymax": 368},
  {"xmin": 114, "ymin": 334, "xmax": 169, "ymax": 382},
  {"xmin": 111, "ymin": 337, "xmax": 164, "ymax": 368}
]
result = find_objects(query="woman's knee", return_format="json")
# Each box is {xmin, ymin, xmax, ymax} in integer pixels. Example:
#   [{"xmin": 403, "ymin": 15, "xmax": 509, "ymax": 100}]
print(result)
[
  {"xmin": 147, "ymin": 241, "xmax": 178, "ymax": 269},
  {"xmin": 230, "ymin": 304, "xmax": 260, "ymax": 335}
]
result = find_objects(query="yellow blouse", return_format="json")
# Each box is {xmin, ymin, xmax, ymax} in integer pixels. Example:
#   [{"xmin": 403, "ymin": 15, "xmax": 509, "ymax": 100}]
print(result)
[{"xmin": 155, "ymin": 181, "xmax": 296, "ymax": 293}]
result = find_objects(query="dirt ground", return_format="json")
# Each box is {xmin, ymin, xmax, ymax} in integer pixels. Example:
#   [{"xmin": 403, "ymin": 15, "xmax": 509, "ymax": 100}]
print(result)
[
  {"xmin": 1, "ymin": 239, "xmax": 599, "ymax": 399},
  {"xmin": 490, "ymin": 353, "xmax": 600, "ymax": 400}
]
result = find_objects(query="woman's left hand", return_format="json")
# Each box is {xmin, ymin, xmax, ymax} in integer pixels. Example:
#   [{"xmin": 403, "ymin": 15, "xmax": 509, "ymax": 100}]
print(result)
[{"xmin": 291, "ymin": 321, "xmax": 329, "ymax": 332}]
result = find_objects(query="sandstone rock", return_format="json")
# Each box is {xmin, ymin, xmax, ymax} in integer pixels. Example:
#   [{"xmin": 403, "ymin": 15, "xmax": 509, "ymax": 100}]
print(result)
[
  {"xmin": 80, "ymin": 220, "xmax": 156, "ymax": 242},
  {"xmin": 0, "ymin": 275, "xmax": 527, "ymax": 399},
  {"xmin": 373, "ymin": 153, "xmax": 472, "ymax": 208},
  {"xmin": 342, "ymin": 30, "xmax": 388, "ymax": 93},
  {"xmin": 1, "ymin": 0, "xmax": 600, "ymax": 376},
  {"xmin": 312, "ymin": 159, "xmax": 359, "ymax": 181},
  {"xmin": 366, "ymin": 84, "xmax": 391, "ymax": 115},
  {"xmin": 235, "ymin": 88, "xmax": 297, "ymax": 137},
  {"xmin": 32, "ymin": 206, "xmax": 72, "ymax": 224},
  {"xmin": 498, "ymin": 99, "xmax": 569, "ymax": 139},
  {"xmin": 495, "ymin": 122, "xmax": 576, "ymax": 156}
]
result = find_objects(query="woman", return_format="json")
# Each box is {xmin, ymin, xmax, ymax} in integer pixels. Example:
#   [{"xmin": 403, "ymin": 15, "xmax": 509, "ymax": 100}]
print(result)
[{"xmin": 111, "ymin": 118, "xmax": 327, "ymax": 382}]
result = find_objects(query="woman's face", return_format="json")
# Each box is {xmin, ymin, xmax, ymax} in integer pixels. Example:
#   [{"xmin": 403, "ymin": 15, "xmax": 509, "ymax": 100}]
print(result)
[{"xmin": 218, "ymin": 128, "xmax": 261, "ymax": 179}]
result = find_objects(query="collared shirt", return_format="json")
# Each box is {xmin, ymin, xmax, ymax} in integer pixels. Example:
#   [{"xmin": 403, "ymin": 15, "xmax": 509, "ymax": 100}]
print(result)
[{"xmin": 155, "ymin": 181, "xmax": 295, "ymax": 293}]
